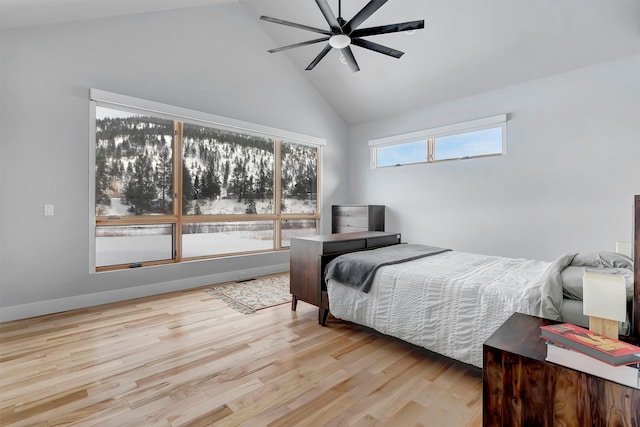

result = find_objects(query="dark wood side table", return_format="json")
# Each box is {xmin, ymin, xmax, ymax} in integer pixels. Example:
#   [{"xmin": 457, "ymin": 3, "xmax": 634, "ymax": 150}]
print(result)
[
  {"xmin": 289, "ymin": 231, "xmax": 401, "ymax": 325},
  {"xmin": 483, "ymin": 312, "xmax": 640, "ymax": 426}
]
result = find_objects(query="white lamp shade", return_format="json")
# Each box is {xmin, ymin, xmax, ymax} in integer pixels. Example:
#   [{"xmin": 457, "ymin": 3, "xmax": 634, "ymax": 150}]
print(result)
[{"xmin": 582, "ymin": 272, "xmax": 627, "ymax": 322}]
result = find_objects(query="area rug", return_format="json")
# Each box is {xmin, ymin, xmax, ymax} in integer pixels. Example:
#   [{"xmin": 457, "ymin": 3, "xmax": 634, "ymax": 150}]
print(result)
[{"xmin": 206, "ymin": 273, "xmax": 291, "ymax": 314}]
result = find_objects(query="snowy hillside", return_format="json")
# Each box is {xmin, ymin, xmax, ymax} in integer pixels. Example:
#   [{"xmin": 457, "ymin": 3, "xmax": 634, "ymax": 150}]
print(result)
[{"xmin": 95, "ymin": 107, "xmax": 318, "ymax": 217}]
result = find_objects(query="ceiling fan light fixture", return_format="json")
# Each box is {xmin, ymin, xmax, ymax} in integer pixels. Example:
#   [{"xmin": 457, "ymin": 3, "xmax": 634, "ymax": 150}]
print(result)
[{"xmin": 329, "ymin": 34, "xmax": 351, "ymax": 49}]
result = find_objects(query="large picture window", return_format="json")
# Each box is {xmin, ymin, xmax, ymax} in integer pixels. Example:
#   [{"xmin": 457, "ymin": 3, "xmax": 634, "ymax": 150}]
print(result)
[{"xmin": 91, "ymin": 90, "xmax": 323, "ymax": 271}]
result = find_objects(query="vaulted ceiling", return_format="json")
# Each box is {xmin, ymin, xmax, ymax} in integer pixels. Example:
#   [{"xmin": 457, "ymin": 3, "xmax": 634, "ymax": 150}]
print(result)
[{"xmin": 1, "ymin": 0, "xmax": 638, "ymax": 125}]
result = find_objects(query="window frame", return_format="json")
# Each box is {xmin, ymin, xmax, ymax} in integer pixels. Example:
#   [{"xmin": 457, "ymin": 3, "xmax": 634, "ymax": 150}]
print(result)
[
  {"xmin": 369, "ymin": 114, "xmax": 507, "ymax": 169},
  {"xmin": 89, "ymin": 89, "xmax": 324, "ymax": 273}
]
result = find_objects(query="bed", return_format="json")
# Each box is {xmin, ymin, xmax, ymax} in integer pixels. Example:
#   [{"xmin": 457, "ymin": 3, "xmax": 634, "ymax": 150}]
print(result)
[{"xmin": 324, "ymin": 196, "xmax": 639, "ymax": 368}]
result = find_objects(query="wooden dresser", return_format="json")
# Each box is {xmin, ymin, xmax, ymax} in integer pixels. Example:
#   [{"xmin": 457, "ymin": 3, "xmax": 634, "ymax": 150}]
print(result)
[
  {"xmin": 331, "ymin": 205, "xmax": 385, "ymax": 233},
  {"xmin": 483, "ymin": 312, "xmax": 640, "ymax": 426},
  {"xmin": 290, "ymin": 231, "xmax": 401, "ymax": 325}
]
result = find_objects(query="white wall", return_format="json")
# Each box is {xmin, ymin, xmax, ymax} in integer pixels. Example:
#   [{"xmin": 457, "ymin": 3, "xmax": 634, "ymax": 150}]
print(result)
[
  {"xmin": 0, "ymin": 3, "xmax": 349, "ymax": 320},
  {"xmin": 348, "ymin": 55, "xmax": 640, "ymax": 261}
]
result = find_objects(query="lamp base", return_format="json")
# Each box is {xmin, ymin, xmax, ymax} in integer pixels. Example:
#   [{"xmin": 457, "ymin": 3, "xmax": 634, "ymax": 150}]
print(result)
[{"xmin": 588, "ymin": 316, "xmax": 618, "ymax": 339}]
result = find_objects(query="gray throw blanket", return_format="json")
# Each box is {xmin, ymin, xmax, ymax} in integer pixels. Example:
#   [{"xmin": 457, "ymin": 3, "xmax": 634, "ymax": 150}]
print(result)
[
  {"xmin": 532, "ymin": 253, "xmax": 576, "ymax": 320},
  {"xmin": 324, "ymin": 244, "xmax": 451, "ymax": 293}
]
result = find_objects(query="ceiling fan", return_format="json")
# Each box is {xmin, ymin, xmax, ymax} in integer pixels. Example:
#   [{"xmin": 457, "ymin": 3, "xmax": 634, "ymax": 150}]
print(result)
[{"xmin": 260, "ymin": 0, "xmax": 425, "ymax": 72}]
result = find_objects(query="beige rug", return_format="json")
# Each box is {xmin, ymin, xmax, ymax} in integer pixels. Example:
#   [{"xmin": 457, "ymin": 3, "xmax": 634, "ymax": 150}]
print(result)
[{"xmin": 206, "ymin": 273, "xmax": 290, "ymax": 314}]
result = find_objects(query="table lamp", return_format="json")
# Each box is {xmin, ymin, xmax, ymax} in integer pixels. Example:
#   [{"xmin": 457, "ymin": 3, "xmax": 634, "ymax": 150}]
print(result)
[{"xmin": 582, "ymin": 272, "xmax": 627, "ymax": 339}]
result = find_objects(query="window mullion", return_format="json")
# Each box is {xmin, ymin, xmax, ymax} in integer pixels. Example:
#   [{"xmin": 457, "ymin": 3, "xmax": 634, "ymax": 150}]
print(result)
[
  {"xmin": 174, "ymin": 121, "xmax": 183, "ymax": 261},
  {"xmin": 274, "ymin": 140, "xmax": 282, "ymax": 250},
  {"xmin": 316, "ymin": 145, "xmax": 321, "ymax": 219},
  {"xmin": 427, "ymin": 139, "xmax": 435, "ymax": 163}
]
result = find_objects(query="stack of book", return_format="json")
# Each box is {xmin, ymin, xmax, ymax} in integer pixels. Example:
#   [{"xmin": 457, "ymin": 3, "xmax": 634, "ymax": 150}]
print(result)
[{"xmin": 540, "ymin": 323, "xmax": 640, "ymax": 389}]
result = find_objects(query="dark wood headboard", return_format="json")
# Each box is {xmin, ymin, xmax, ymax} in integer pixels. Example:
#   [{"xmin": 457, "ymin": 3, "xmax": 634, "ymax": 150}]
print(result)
[{"xmin": 634, "ymin": 195, "xmax": 639, "ymax": 340}]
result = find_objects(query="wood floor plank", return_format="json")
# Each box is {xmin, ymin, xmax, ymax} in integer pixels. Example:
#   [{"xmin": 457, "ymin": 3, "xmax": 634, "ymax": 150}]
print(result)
[{"xmin": 0, "ymin": 278, "xmax": 482, "ymax": 426}]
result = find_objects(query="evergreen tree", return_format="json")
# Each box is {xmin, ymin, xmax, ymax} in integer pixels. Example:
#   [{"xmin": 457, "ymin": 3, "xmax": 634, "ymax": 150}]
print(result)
[
  {"xmin": 109, "ymin": 158, "xmax": 121, "ymax": 179},
  {"xmin": 182, "ymin": 160, "xmax": 193, "ymax": 214},
  {"xmin": 292, "ymin": 161, "xmax": 316, "ymax": 200},
  {"xmin": 95, "ymin": 146, "xmax": 111, "ymax": 208},
  {"xmin": 292, "ymin": 163, "xmax": 306, "ymax": 200},
  {"xmin": 265, "ymin": 167, "xmax": 274, "ymax": 200},
  {"xmin": 124, "ymin": 150, "xmax": 156, "ymax": 214},
  {"xmin": 240, "ymin": 163, "xmax": 249, "ymax": 202},
  {"xmin": 122, "ymin": 161, "xmax": 134, "ymax": 196},
  {"xmin": 306, "ymin": 161, "xmax": 317, "ymax": 197},
  {"xmin": 245, "ymin": 177, "xmax": 257, "ymax": 214},
  {"xmin": 257, "ymin": 159, "xmax": 268, "ymax": 201},
  {"xmin": 223, "ymin": 160, "xmax": 230, "ymax": 188},
  {"xmin": 245, "ymin": 196, "xmax": 257, "ymax": 214},
  {"xmin": 281, "ymin": 168, "xmax": 291, "ymax": 201},
  {"xmin": 202, "ymin": 165, "xmax": 221, "ymax": 200},
  {"xmin": 155, "ymin": 145, "xmax": 172, "ymax": 214},
  {"xmin": 230, "ymin": 158, "xmax": 245, "ymax": 202},
  {"xmin": 201, "ymin": 170, "xmax": 211, "ymax": 200},
  {"xmin": 193, "ymin": 175, "xmax": 201, "ymax": 199}
]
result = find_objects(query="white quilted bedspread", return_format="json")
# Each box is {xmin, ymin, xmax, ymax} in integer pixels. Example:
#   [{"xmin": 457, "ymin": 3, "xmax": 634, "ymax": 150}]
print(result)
[{"xmin": 327, "ymin": 251, "xmax": 550, "ymax": 368}]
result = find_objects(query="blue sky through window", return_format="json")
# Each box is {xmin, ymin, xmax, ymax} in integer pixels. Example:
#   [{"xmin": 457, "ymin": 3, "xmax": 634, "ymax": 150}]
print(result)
[
  {"xmin": 375, "ymin": 140, "xmax": 427, "ymax": 167},
  {"xmin": 434, "ymin": 127, "xmax": 502, "ymax": 161}
]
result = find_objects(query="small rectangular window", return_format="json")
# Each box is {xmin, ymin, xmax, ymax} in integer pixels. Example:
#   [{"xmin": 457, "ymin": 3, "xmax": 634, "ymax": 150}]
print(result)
[
  {"xmin": 370, "ymin": 114, "xmax": 507, "ymax": 168},
  {"xmin": 374, "ymin": 140, "xmax": 427, "ymax": 167},
  {"xmin": 181, "ymin": 221, "xmax": 274, "ymax": 258},
  {"xmin": 433, "ymin": 126, "xmax": 503, "ymax": 161},
  {"xmin": 280, "ymin": 218, "xmax": 318, "ymax": 248},
  {"xmin": 96, "ymin": 225, "xmax": 174, "ymax": 267}
]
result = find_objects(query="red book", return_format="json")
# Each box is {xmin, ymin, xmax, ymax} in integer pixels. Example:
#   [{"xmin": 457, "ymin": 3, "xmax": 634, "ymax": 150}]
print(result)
[{"xmin": 540, "ymin": 323, "xmax": 640, "ymax": 366}]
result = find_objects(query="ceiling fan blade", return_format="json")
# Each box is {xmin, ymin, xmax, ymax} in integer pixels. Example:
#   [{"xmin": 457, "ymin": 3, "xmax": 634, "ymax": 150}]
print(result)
[
  {"xmin": 306, "ymin": 44, "xmax": 333, "ymax": 70},
  {"xmin": 341, "ymin": 47, "xmax": 360, "ymax": 72},
  {"xmin": 268, "ymin": 37, "xmax": 330, "ymax": 53},
  {"xmin": 260, "ymin": 15, "xmax": 332, "ymax": 36},
  {"xmin": 315, "ymin": 0, "xmax": 341, "ymax": 33},
  {"xmin": 350, "ymin": 20, "xmax": 425, "ymax": 38},
  {"xmin": 343, "ymin": 0, "xmax": 388, "ymax": 34},
  {"xmin": 351, "ymin": 38, "xmax": 404, "ymax": 58}
]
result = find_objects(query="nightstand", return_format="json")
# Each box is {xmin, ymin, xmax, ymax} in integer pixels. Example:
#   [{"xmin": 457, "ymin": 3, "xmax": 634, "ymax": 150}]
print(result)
[
  {"xmin": 290, "ymin": 231, "xmax": 401, "ymax": 325},
  {"xmin": 483, "ymin": 312, "xmax": 640, "ymax": 426}
]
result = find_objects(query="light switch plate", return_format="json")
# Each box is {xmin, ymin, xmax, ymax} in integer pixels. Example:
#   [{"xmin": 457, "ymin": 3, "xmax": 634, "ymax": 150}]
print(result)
[{"xmin": 44, "ymin": 204, "xmax": 54, "ymax": 216}]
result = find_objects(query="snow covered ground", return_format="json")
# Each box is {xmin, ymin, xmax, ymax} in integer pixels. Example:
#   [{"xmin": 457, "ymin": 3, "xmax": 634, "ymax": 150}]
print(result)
[
  {"xmin": 95, "ymin": 221, "xmax": 317, "ymax": 267},
  {"xmin": 98, "ymin": 197, "xmax": 316, "ymax": 216}
]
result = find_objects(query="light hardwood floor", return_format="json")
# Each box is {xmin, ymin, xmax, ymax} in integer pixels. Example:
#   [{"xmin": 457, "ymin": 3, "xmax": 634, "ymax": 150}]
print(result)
[{"xmin": 0, "ymin": 279, "xmax": 482, "ymax": 426}]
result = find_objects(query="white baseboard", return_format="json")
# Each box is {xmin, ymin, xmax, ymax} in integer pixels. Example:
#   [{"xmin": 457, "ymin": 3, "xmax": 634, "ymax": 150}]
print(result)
[{"xmin": 0, "ymin": 264, "xmax": 289, "ymax": 322}]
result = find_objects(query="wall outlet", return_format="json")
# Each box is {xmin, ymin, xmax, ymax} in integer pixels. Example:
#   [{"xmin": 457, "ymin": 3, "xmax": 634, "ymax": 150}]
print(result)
[{"xmin": 44, "ymin": 204, "xmax": 55, "ymax": 216}]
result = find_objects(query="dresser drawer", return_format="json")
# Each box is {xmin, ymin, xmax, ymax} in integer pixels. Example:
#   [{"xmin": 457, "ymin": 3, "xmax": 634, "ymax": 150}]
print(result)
[
  {"xmin": 367, "ymin": 234, "xmax": 401, "ymax": 248},
  {"xmin": 333, "ymin": 206, "xmax": 368, "ymax": 217},
  {"xmin": 323, "ymin": 239, "xmax": 366, "ymax": 254},
  {"xmin": 333, "ymin": 215, "xmax": 368, "ymax": 229},
  {"xmin": 334, "ymin": 226, "xmax": 368, "ymax": 234}
]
